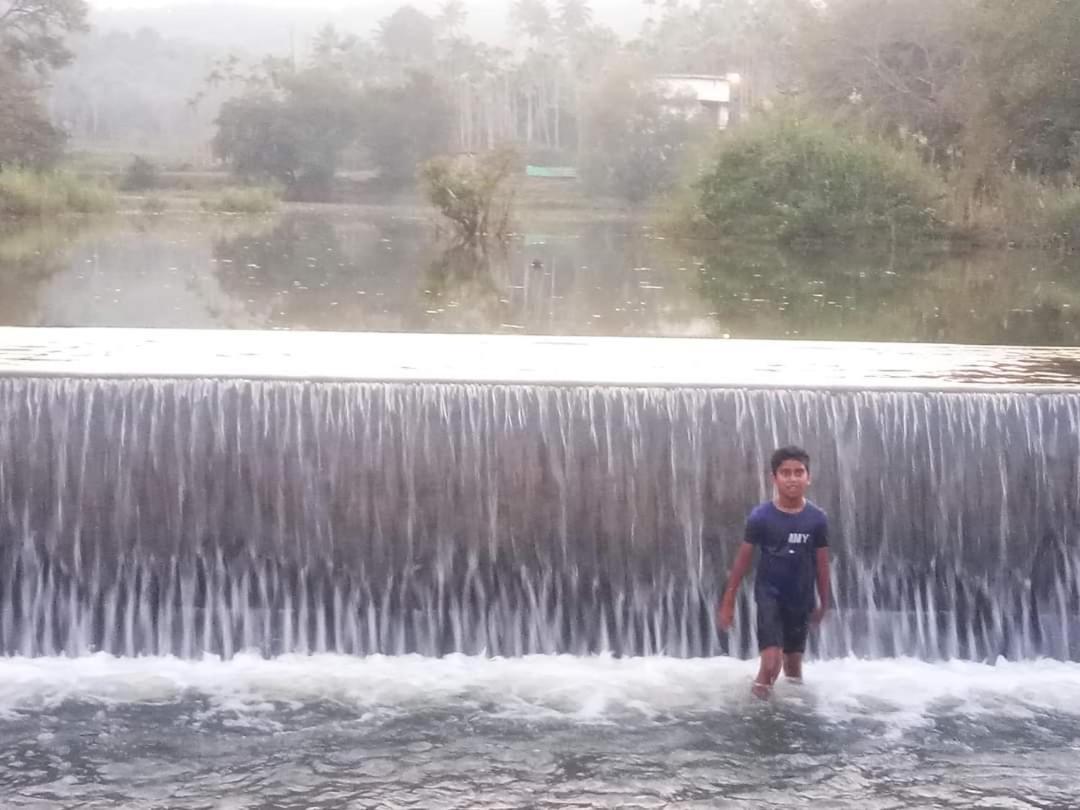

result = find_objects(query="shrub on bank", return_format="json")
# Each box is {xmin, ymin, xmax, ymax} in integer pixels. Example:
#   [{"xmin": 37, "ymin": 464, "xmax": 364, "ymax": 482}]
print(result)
[
  {"xmin": 420, "ymin": 148, "xmax": 519, "ymax": 243},
  {"xmin": 965, "ymin": 174, "xmax": 1080, "ymax": 250},
  {"xmin": 0, "ymin": 169, "xmax": 116, "ymax": 217},
  {"xmin": 122, "ymin": 156, "xmax": 161, "ymax": 191},
  {"xmin": 686, "ymin": 116, "xmax": 947, "ymax": 245},
  {"xmin": 200, "ymin": 187, "xmax": 281, "ymax": 214}
]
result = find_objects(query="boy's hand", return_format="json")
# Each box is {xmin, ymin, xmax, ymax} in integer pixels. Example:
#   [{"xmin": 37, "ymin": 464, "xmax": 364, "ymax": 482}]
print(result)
[
  {"xmin": 811, "ymin": 605, "xmax": 828, "ymax": 626},
  {"xmin": 717, "ymin": 599, "xmax": 735, "ymax": 631}
]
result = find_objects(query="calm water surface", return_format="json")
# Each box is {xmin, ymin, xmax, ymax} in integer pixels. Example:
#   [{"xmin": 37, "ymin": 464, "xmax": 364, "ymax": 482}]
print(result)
[{"xmin": 3, "ymin": 206, "xmax": 1080, "ymax": 344}]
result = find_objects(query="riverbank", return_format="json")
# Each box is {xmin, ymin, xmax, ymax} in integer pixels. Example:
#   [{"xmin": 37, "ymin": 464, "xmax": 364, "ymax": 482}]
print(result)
[{"xmin": 0, "ymin": 169, "xmax": 116, "ymax": 218}]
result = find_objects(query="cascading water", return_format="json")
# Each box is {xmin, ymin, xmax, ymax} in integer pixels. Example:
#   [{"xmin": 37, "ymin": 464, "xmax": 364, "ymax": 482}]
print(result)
[{"xmin": 2, "ymin": 375, "xmax": 1077, "ymax": 662}]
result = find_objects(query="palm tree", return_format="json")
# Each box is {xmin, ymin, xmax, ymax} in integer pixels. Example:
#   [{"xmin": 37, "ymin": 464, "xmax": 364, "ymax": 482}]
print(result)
[
  {"xmin": 510, "ymin": 0, "xmax": 554, "ymax": 42},
  {"xmin": 438, "ymin": 0, "xmax": 467, "ymax": 36},
  {"xmin": 557, "ymin": 0, "xmax": 593, "ymax": 37}
]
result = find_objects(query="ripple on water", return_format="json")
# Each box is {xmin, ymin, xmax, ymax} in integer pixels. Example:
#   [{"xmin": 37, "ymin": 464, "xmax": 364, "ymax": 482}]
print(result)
[{"xmin": 0, "ymin": 655, "xmax": 1079, "ymax": 808}]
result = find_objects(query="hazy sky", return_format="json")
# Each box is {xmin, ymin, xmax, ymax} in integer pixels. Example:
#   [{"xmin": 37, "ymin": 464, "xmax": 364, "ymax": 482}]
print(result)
[
  {"xmin": 89, "ymin": 0, "xmax": 390, "ymax": 6},
  {"xmin": 86, "ymin": 0, "xmax": 643, "ymax": 14},
  {"xmin": 83, "ymin": 0, "xmax": 654, "ymax": 47}
]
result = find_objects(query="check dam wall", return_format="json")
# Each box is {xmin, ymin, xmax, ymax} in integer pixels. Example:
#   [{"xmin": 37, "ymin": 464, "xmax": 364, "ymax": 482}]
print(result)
[{"xmin": 1, "ymin": 329, "xmax": 1077, "ymax": 661}]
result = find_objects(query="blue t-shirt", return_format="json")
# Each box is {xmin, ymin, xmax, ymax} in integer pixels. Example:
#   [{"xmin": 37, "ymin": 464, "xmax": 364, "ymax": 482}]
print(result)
[{"xmin": 745, "ymin": 500, "xmax": 828, "ymax": 611}]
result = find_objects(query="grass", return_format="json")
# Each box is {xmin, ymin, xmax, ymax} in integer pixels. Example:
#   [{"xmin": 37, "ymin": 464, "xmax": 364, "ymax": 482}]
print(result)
[
  {"xmin": 200, "ymin": 186, "xmax": 281, "ymax": 214},
  {"xmin": 0, "ymin": 169, "xmax": 116, "ymax": 217}
]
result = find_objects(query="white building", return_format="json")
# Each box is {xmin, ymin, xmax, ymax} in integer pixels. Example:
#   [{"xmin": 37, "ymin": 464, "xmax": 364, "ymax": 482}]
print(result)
[{"xmin": 654, "ymin": 73, "xmax": 741, "ymax": 129}]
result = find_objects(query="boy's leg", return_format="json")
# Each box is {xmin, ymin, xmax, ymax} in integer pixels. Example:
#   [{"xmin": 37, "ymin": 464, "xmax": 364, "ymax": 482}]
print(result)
[
  {"xmin": 782, "ymin": 652, "xmax": 803, "ymax": 680},
  {"xmin": 754, "ymin": 647, "xmax": 783, "ymax": 697},
  {"xmin": 781, "ymin": 605, "xmax": 811, "ymax": 682},
  {"xmin": 754, "ymin": 594, "xmax": 784, "ymax": 698}
]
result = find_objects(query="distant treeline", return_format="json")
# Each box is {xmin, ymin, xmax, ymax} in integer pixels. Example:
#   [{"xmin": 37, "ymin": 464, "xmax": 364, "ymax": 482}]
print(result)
[{"xmin": 5, "ymin": 0, "xmax": 1080, "ymax": 235}]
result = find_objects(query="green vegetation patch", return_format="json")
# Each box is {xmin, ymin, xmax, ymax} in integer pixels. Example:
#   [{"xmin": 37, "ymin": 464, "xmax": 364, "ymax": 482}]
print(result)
[
  {"xmin": 0, "ymin": 170, "xmax": 117, "ymax": 217},
  {"xmin": 200, "ymin": 187, "xmax": 281, "ymax": 215},
  {"xmin": 689, "ymin": 117, "xmax": 947, "ymax": 245}
]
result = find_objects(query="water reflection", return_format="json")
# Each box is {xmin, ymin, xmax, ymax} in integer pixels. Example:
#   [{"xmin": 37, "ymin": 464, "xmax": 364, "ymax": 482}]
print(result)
[
  {"xmin": 692, "ymin": 240, "xmax": 1080, "ymax": 344},
  {"xmin": 4, "ymin": 207, "xmax": 1080, "ymax": 344},
  {"xmin": 0, "ymin": 221, "xmax": 97, "ymax": 324},
  {"xmin": 422, "ymin": 241, "xmax": 509, "ymax": 331}
]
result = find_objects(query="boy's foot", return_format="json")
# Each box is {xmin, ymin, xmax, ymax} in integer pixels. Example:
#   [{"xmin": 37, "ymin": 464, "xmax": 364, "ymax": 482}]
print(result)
[{"xmin": 751, "ymin": 680, "xmax": 772, "ymax": 700}]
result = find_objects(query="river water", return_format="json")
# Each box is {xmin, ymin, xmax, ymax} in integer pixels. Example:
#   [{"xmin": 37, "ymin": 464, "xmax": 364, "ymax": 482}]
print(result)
[
  {"xmin": 3, "ymin": 655, "xmax": 1079, "ymax": 809},
  {"xmin": 2, "ymin": 206, "xmax": 1080, "ymax": 343},
  {"xmin": 1, "ymin": 207, "xmax": 1079, "ymax": 809}
]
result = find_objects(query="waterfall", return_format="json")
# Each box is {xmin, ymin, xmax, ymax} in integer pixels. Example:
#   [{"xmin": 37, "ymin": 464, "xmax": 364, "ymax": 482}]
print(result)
[{"xmin": 0, "ymin": 376, "xmax": 1077, "ymax": 660}]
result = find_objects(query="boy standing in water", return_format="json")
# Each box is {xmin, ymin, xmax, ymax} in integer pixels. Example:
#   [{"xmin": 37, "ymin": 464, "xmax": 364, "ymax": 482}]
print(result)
[{"xmin": 717, "ymin": 446, "xmax": 831, "ymax": 698}]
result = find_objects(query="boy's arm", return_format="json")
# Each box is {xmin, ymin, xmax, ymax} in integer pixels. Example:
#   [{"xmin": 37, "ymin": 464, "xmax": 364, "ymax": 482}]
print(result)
[
  {"xmin": 811, "ymin": 547, "xmax": 830, "ymax": 625},
  {"xmin": 717, "ymin": 541, "xmax": 755, "ymax": 630}
]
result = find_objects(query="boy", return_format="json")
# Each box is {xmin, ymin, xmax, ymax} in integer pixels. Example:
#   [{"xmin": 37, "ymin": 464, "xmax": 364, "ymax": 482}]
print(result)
[{"xmin": 716, "ymin": 446, "xmax": 830, "ymax": 698}]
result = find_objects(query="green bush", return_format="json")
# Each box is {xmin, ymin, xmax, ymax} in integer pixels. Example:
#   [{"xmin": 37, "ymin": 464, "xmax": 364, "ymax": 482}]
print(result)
[
  {"xmin": 0, "ymin": 169, "xmax": 116, "ymax": 217},
  {"xmin": 200, "ymin": 187, "xmax": 281, "ymax": 214},
  {"xmin": 421, "ymin": 148, "xmax": 519, "ymax": 243},
  {"xmin": 122, "ymin": 155, "xmax": 160, "ymax": 191},
  {"xmin": 688, "ymin": 116, "xmax": 947, "ymax": 245}
]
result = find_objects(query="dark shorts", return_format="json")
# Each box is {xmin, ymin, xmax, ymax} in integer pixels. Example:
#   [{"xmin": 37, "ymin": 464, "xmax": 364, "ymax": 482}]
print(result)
[{"xmin": 756, "ymin": 594, "xmax": 811, "ymax": 654}]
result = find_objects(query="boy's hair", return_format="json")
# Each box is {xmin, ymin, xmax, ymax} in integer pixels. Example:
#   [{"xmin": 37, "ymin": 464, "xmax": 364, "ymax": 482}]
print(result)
[{"xmin": 770, "ymin": 446, "xmax": 811, "ymax": 475}]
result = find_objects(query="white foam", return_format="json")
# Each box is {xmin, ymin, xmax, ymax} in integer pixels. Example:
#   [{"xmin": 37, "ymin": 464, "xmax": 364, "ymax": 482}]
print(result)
[{"xmin": 0, "ymin": 654, "xmax": 1077, "ymax": 730}]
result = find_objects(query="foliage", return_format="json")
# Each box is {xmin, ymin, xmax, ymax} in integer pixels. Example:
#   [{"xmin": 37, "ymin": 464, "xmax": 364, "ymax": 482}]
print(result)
[
  {"xmin": 789, "ymin": 0, "xmax": 1080, "ymax": 212},
  {"xmin": 0, "ymin": 0, "xmax": 88, "ymax": 74},
  {"xmin": 200, "ymin": 186, "xmax": 280, "ymax": 214},
  {"xmin": 420, "ymin": 147, "xmax": 520, "ymax": 242},
  {"xmin": 122, "ymin": 155, "xmax": 160, "ymax": 191},
  {"xmin": 213, "ymin": 66, "xmax": 364, "ymax": 197},
  {"xmin": 510, "ymin": 0, "xmax": 554, "ymax": 41},
  {"xmin": 359, "ymin": 71, "xmax": 453, "ymax": 187},
  {"xmin": 963, "ymin": 175, "xmax": 1080, "ymax": 250},
  {"xmin": 966, "ymin": 0, "xmax": 1080, "ymax": 179},
  {"xmin": 0, "ymin": 0, "xmax": 88, "ymax": 169},
  {"xmin": 792, "ymin": 0, "xmax": 970, "ymax": 166},
  {"xmin": 690, "ymin": 115, "xmax": 946, "ymax": 245},
  {"xmin": 0, "ymin": 168, "xmax": 115, "ymax": 216},
  {"xmin": 0, "ymin": 68, "xmax": 65, "ymax": 168},
  {"xmin": 580, "ymin": 66, "xmax": 701, "ymax": 204},
  {"xmin": 378, "ymin": 5, "xmax": 437, "ymax": 66}
]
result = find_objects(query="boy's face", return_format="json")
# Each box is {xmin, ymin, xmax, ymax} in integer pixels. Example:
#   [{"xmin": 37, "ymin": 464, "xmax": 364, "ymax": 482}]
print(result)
[{"xmin": 773, "ymin": 459, "xmax": 810, "ymax": 500}]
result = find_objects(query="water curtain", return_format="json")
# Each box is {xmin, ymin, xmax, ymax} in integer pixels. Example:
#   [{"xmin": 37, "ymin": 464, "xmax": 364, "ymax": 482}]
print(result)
[{"xmin": 1, "ymin": 377, "xmax": 1076, "ymax": 660}]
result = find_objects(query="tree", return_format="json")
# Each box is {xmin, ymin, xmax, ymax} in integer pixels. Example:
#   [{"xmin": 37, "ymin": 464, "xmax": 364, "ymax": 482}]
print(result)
[
  {"xmin": 580, "ymin": 65, "xmax": 700, "ymax": 203},
  {"xmin": 510, "ymin": 0, "xmax": 554, "ymax": 42},
  {"xmin": 0, "ymin": 0, "xmax": 88, "ymax": 73},
  {"xmin": 557, "ymin": 0, "xmax": 593, "ymax": 36},
  {"xmin": 377, "ymin": 5, "xmax": 437, "ymax": 66},
  {"xmin": 966, "ymin": 0, "xmax": 1080, "ymax": 178},
  {"xmin": 786, "ymin": 0, "xmax": 1080, "ymax": 207},
  {"xmin": 359, "ymin": 71, "xmax": 453, "ymax": 186},
  {"xmin": 421, "ymin": 147, "xmax": 519, "ymax": 243},
  {"xmin": 213, "ymin": 66, "xmax": 364, "ymax": 197},
  {"xmin": 0, "ymin": 66, "xmax": 63, "ymax": 167},
  {"xmin": 438, "ymin": 0, "xmax": 467, "ymax": 36},
  {"xmin": 793, "ymin": 0, "xmax": 970, "ymax": 166},
  {"xmin": 0, "ymin": 0, "xmax": 88, "ymax": 168}
]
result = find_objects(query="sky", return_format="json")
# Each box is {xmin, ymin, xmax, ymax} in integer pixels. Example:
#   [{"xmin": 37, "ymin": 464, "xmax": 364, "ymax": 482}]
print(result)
[{"xmin": 82, "ymin": 0, "xmax": 656, "ymax": 49}]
